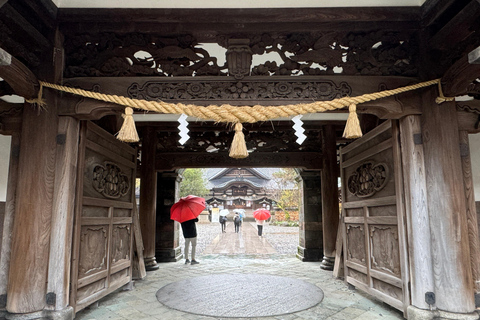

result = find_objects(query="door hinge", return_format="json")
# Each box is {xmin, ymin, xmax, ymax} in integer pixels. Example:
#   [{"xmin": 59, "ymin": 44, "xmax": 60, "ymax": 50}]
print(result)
[
  {"xmin": 413, "ymin": 133, "xmax": 423, "ymax": 145},
  {"xmin": 425, "ymin": 291, "xmax": 435, "ymax": 306},
  {"xmin": 46, "ymin": 292, "xmax": 56, "ymax": 306}
]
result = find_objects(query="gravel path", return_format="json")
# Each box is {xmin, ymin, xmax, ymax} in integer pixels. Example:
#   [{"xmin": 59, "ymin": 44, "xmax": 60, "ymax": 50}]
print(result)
[{"xmin": 180, "ymin": 222, "xmax": 299, "ymax": 256}]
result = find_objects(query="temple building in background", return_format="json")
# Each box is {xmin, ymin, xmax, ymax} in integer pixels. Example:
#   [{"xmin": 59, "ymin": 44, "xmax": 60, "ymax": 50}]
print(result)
[{"xmin": 205, "ymin": 168, "xmax": 277, "ymax": 211}]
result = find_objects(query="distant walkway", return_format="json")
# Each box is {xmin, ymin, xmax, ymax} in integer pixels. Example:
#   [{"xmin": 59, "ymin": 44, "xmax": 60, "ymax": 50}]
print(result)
[{"xmin": 202, "ymin": 221, "xmax": 277, "ymax": 255}]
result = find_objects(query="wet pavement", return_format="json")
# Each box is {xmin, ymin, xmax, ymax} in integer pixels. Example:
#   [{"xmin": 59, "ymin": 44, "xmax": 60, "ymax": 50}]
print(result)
[{"xmin": 75, "ymin": 220, "xmax": 404, "ymax": 320}]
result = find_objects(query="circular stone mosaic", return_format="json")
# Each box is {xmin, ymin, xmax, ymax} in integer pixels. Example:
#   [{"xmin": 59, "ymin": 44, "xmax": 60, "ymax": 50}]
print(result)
[{"xmin": 156, "ymin": 273, "xmax": 324, "ymax": 318}]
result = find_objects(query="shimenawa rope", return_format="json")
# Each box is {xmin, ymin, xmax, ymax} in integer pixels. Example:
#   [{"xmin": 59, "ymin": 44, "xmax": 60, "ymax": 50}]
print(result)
[{"xmin": 28, "ymin": 78, "xmax": 443, "ymax": 158}]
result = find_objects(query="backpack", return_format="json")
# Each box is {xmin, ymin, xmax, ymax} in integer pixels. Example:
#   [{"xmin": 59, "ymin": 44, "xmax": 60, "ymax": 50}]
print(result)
[{"xmin": 234, "ymin": 215, "xmax": 240, "ymax": 224}]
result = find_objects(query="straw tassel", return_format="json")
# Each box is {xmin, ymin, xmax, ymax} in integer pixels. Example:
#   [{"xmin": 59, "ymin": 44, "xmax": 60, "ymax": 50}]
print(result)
[
  {"xmin": 229, "ymin": 123, "xmax": 249, "ymax": 159},
  {"xmin": 116, "ymin": 107, "xmax": 139, "ymax": 143},
  {"xmin": 342, "ymin": 104, "xmax": 363, "ymax": 139}
]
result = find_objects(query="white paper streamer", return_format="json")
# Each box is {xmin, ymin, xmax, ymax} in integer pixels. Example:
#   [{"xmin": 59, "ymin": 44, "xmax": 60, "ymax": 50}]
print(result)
[
  {"xmin": 292, "ymin": 115, "xmax": 306, "ymax": 145},
  {"xmin": 178, "ymin": 113, "xmax": 189, "ymax": 145}
]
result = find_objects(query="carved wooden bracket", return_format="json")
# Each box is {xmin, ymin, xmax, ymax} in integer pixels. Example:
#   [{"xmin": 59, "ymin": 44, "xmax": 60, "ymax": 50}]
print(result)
[{"xmin": 442, "ymin": 46, "xmax": 480, "ymax": 97}]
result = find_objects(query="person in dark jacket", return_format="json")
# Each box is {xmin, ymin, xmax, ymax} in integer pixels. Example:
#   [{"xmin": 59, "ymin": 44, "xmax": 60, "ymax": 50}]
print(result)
[
  {"xmin": 181, "ymin": 218, "xmax": 199, "ymax": 265},
  {"xmin": 220, "ymin": 215, "xmax": 227, "ymax": 233},
  {"xmin": 233, "ymin": 212, "xmax": 241, "ymax": 233}
]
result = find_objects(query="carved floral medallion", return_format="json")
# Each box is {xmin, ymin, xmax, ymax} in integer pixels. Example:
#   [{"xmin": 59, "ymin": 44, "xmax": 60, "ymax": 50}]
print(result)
[
  {"xmin": 347, "ymin": 161, "xmax": 389, "ymax": 198},
  {"xmin": 92, "ymin": 162, "xmax": 130, "ymax": 199}
]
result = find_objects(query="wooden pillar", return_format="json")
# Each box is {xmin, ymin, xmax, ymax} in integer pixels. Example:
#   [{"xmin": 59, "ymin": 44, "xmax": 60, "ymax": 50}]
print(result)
[
  {"xmin": 320, "ymin": 125, "xmax": 339, "ymax": 270},
  {"xmin": 139, "ymin": 127, "xmax": 159, "ymax": 270},
  {"xmin": 155, "ymin": 172, "xmax": 182, "ymax": 262},
  {"xmin": 6, "ymin": 99, "xmax": 59, "ymax": 313},
  {"xmin": 4, "ymin": 27, "xmax": 61, "ymax": 315},
  {"xmin": 399, "ymin": 115, "xmax": 435, "ymax": 310},
  {"xmin": 0, "ymin": 134, "xmax": 20, "ymax": 311},
  {"xmin": 459, "ymin": 130, "xmax": 480, "ymax": 293},
  {"xmin": 296, "ymin": 170, "xmax": 323, "ymax": 262},
  {"xmin": 45, "ymin": 117, "xmax": 79, "ymax": 315},
  {"xmin": 418, "ymin": 90, "xmax": 475, "ymax": 314}
]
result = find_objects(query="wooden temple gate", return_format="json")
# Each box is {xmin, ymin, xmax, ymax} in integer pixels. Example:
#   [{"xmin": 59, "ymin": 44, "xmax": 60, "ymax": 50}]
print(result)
[{"xmin": 1, "ymin": 1, "xmax": 480, "ymax": 319}]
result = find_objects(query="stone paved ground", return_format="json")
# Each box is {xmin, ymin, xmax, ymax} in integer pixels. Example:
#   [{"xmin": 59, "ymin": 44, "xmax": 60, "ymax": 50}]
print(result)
[
  {"xmin": 182, "ymin": 221, "xmax": 300, "ymax": 255},
  {"xmin": 75, "ymin": 222, "xmax": 405, "ymax": 320}
]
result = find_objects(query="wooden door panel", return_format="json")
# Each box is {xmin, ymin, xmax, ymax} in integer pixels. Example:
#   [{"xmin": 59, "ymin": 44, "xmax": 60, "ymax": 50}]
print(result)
[
  {"xmin": 71, "ymin": 121, "xmax": 136, "ymax": 313},
  {"xmin": 369, "ymin": 225, "xmax": 401, "ymax": 276},
  {"xmin": 78, "ymin": 225, "xmax": 109, "ymax": 279},
  {"xmin": 340, "ymin": 120, "xmax": 409, "ymax": 314},
  {"xmin": 345, "ymin": 224, "xmax": 366, "ymax": 266}
]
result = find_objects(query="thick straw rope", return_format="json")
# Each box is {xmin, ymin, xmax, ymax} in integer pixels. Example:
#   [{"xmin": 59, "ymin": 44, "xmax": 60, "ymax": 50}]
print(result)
[
  {"xmin": 38, "ymin": 79, "xmax": 440, "ymax": 124},
  {"xmin": 36, "ymin": 78, "xmax": 442, "ymax": 157}
]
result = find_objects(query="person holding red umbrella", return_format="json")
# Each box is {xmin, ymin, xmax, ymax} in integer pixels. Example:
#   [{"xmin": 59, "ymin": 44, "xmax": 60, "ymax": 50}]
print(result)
[
  {"xmin": 170, "ymin": 195, "xmax": 206, "ymax": 265},
  {"xmin": 253, "ymin": 208, "xmax": 271, "ymax": 238},
  {"xmin": 180, "ymin": 218, "xmax": 200, "ymax": 265}
]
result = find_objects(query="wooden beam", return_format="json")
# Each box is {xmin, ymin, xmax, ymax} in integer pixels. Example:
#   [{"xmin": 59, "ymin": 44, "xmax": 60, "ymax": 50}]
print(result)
[
  {"xmin": 421, "ymin": 0, "xmax": 459, "ymax": 27},
  {"xmin": 428, "ymin": 0, "xmax": 480, "ymax": 51},
  {"xmin": 0, "ymin": 4, "xmax": 51, "ymax": 51},
  {"xmin": 58, "ymin": 7, "xmax": 419, "ymax": 25},
  {"xmin": 441, "ymin": 46, "xmax": 480, "ymax": 97},
  {"xmin": 155, "ymin": 152, "xmax": 323, "ymax": 170},
  {"xmin": 58, "ymin": 7, "xmax": 420, "ymax": 39},
  {"xmin": 61, "ymin": 76, "xmax": 419, "ymax": 119},
  {"xmin": 0, "ymin": 47, "xmax": 39, "ymax": 100}
]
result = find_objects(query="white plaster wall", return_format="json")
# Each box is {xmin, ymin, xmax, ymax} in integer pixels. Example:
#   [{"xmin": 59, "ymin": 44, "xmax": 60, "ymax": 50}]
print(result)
[
  {"xmin": 0, "ymin": 135, "xmax": 11, "ymax": 202},
  {"xmin": 469, "ymin": 134, "xmax": 480, "ymax": 201}
]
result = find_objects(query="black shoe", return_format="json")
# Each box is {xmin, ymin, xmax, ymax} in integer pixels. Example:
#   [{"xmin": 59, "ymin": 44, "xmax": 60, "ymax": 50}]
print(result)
[
  {"xmin": 191, "ymin": 260, "xmax": 200, "ymax": 265},
  {"xmin": 185, "ymin": 259, "xmax": 190, "ymax": 264}
]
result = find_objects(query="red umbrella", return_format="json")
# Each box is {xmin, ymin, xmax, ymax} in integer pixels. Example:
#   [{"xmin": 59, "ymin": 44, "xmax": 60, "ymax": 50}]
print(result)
[
  {"xmin": 170, "ymin": 195, "xmax": 206, "ymax": 223},
  {"xmin": 253, "ymin": 209, "xmax": 271, "ymax": 221}
]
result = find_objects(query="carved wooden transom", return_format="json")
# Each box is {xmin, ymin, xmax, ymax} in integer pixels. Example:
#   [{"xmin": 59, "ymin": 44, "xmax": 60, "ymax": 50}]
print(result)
[
  {"xmin": 128, "ymin": 79, "xmax": 352, "ymax": 102},
  {"xmin": 156, "ymin": 128, "xmax": 322, "ymax": 153},
  {"xmin": 64, "ymin": 31, "xmax": 417, "ymax": 78},
  {"xmin": 347, "ymin": 161, "xmax": 389, "ymax": 198},
  {"xmin": 92, "ymin": 162, "xmax": 130, "ymax": 199}
]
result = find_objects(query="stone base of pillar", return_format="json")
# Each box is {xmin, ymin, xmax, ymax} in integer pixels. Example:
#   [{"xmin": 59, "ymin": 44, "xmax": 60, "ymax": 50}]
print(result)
[
  {"xmin": 296, "ymin": 246, "xmax": 322, "ymax": 262},
  {"xmin": 144, "ymin": 256, "xmax": 159, "ymax": 271},
  {"xmin": 407, "ymin": 305, "xmax": 479, "ymax": 320},
  {"xmin": 155, "ymin": 246, "xmax": 182, "ymax": 262},
  {"xmin": 320, "ymin": 256, "xmax": 335, "ymax": 270},
  {"xmin": 5, "ymin": 307, "xmax": 74, "ymax": 320}
]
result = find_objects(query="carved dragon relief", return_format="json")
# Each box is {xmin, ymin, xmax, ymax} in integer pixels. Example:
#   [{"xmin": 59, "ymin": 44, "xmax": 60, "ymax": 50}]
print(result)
[
  {"xmin": 64, "ymin": 31, "xmax": 417, "ymax": 78},
  {"xmin": 92, "ymin": 162, "xmax": 130, "ymax": 199},
  {"xmin": 347, "ymin": 161, "xmax": 389, "ymax": 198}
]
